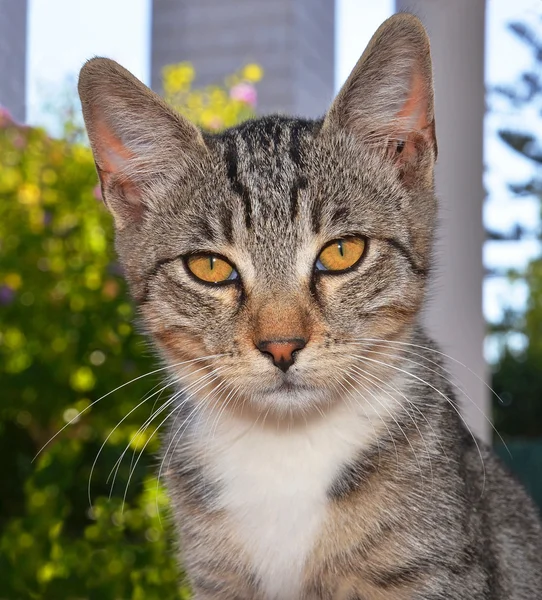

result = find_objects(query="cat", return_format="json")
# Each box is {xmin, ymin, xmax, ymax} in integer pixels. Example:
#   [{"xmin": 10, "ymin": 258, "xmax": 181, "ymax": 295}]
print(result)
[{"xmin": 78, "ymin": 13, "xmax": 542, "ymax": 600}]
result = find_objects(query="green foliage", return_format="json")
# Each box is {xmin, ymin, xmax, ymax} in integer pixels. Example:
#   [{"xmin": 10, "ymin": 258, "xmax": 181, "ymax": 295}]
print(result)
[
  {"xmin": 490, "ymin": 18, "xmax": 542, "ymax": 440},
  {"xmin": 492, "ymin": 257, "xmax": 542, "ymax": 437},
  {"xmin": 0, "ymin": 63, "xmax": 260, "ymax": 598}
]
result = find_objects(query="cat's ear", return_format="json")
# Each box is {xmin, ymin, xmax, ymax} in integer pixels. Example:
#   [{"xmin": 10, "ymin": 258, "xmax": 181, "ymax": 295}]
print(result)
[
  {"xmin": 323, "ymin": 14, "xmax": 436, "ymax": 179},
  {"xmin": 78, "ymin": 58, "xmax": 206, "ymax": 229}
]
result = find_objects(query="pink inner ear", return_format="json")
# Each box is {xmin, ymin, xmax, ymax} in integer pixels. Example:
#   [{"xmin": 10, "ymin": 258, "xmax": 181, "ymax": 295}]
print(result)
[
  {"xmin": 390, "ymin": 70, "xmax": 433, "ymax": 165},
  {"xmin": 94, "ymin": 120, "xmax": 136, "ymax": 179},
  {"xmin": 93, "ymin": 120, "xmax": 146, "ymax": 222},
  {"xmin": 397, "ymin": 71, "xmax": 429, "ymax": 131}
]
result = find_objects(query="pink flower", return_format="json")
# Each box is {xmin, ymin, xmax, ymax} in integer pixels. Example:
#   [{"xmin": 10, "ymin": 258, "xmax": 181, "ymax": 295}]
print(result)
[
  {"xmin": 12, "ymin": 134, "xmax": 26, "ymax": 149},
  {"xmin": 230, "ymin": 83, "xmax": 257, "ymax": 107},
  {"xmin": 93, "ymin": 184, "xmax": 103, "ymax": 200},
  {"xmin": 0, "ymin": 106, "xmax": 14, "ymax": 127}
]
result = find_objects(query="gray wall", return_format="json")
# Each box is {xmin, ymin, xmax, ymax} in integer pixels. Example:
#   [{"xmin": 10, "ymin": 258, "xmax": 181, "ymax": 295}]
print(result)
[
  {"xmin": 0, "ymin": 0, "xmax": 27, "ymax": 122},
  {"xmin": 396, "ymin": 0, "xmax": 489, "ymax": 441},
  {"xmin": 151, "ymin": 0, "xmax": 335, "ymax": 118}
]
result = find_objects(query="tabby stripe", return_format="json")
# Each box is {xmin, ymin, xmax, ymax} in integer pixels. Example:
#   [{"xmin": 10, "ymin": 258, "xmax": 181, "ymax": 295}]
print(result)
[
  {"xmin": 369, "ymin": 563, "xmax": 426, "ymax": 588},
  {"xmin": 194, "ymin": 217, "xmax": 218, "ymax": 244},
  {"xmin": 219, "ymin": 202, "xmax": 234, "ymax": 244},
  {"xmin": 328, "ymin": 206, "xmax": 349, "ymax": 227},
  {"xmin": 224, "ymin": 137, "xmax": 252, "ymax": 229},
  {"xmin": 311, "ymin": 196, "xmax": 323, "ymax": 234},
  {"xmin": 139, "ymin": 256, "xmax": 178, "ymax": 304},
  {"xmin": 289, "ymin": 123, "xmax": 304, "ymax": 170},
  {"xmin": 327, "ymin": 445, "xmax": 380, "ymax": 500},
  {"xmin": 383, "ymin": 238, "xmax": 427, "ymax": 277}
]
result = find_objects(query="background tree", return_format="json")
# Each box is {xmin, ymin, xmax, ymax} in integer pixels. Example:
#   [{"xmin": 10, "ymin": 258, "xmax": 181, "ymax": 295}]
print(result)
[
  {"xmin": 0, "ymin": 63, "xmax": 261, "ymax": 599},
  {"xmin": 489, "ymin": 17, "xmax": 542, "ymax": 507}
]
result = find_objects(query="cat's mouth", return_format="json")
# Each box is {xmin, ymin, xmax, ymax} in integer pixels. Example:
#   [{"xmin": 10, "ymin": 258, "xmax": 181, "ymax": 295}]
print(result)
[
  {"xmin": 275, "ymin": 381, "xmax": 304, "ymax": 392},
  {"xmin": 264, "ymin": 378, "xmax": 311, "ymax": 394}
]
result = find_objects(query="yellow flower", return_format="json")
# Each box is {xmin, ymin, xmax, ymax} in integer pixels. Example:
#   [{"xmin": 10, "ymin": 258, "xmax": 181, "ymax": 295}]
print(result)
[
  {"xmin": 70, "ymin": 366, "xmax": 96, "ymax": 392},
  {"xmin": 243, "ymin": 63, "xmax": 263, "ymax": 82},
  {"xmin": 4, "ymin": 273, "xmax": 22, "ymax": 290},
  {"xmin": 18, "ymin": 183, "xmax": 40, "ymax": 205},
  {"xmin": 163, "ymin": 63, "xmax": 195, "ymax": 93}
]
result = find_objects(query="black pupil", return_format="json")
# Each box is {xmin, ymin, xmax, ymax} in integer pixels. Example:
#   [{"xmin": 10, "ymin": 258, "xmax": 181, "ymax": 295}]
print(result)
[
  {"xmin": 209, "ymin": 256, "xmax": 215, "ymax": 271},
  {"xmin": 338, "ymin": 241, "xmax": 345, "ymax": 257}
]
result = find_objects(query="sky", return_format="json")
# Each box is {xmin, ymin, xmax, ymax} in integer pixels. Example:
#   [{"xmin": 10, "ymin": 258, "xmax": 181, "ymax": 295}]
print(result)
[{"xmin": 24, "ymin": 0, "xmax": 542, "ymax": 343}]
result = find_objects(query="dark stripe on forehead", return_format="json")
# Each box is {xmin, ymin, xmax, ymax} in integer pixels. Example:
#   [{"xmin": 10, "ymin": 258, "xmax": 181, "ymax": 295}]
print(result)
[
  {"xmin": 224, "ymin": 136, "xmax": 252, "ymax": 229},
  {"xmin": 264, "ymin": 118, "xmax": 277, "ymax": 142},
  {"xmin": 329, "ymin": 206, "xmax": 349, "ymax": 228},
  {"xmin": 219, "ymin": 202, "xmax": 234, "ymax": 244},
  {"xmin": 245, "ymin": 117, "xmax": 279, "ymax": 151},
  {"xmin": 289, "ymin": 123, "xmax": 304, "ymax": 170},
  {"xmin": 311, "ymin": 195, "xmax": 323, "ymax": 234}
]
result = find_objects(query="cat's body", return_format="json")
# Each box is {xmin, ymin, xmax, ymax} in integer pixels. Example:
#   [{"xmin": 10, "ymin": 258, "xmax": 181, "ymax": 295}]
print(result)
[
  {"xmin": 78, "ymin": 13, "xmax": 542, "ymax": 600},
  {"xmin": 165, "ymin": 326, "xmax": 542, "ymax": 600}
]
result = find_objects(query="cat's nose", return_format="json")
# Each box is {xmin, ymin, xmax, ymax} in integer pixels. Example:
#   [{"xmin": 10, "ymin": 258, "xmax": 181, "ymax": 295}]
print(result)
[{"xmin": 256, "ymin": 338, "xmax": 307, "ymax": 373}]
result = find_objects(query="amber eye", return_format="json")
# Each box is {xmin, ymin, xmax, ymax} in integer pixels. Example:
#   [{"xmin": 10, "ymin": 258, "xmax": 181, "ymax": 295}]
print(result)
[
  {"xmin": 315, "ymin": 237, "xmax": 366, "ymax": 273},
  {"xmin": 186, "ymin": 254, "xmax": 238, "ymax": 284}
]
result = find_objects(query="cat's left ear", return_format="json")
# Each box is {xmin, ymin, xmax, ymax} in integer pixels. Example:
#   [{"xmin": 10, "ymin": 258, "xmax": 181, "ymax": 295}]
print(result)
[
  {"xmin": 323, "ymin": 13, "xmax": 437, "ymax": 181},
  {"xmin": 78, "ymin": 57, "xmax": 207, "ymax": 229}
]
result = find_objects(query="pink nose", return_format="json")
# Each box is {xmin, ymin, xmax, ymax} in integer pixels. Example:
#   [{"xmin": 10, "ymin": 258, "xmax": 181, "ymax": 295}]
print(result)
[{"xmin": 256, "ymin": 338, "xmax": 307, "ymax": 372}]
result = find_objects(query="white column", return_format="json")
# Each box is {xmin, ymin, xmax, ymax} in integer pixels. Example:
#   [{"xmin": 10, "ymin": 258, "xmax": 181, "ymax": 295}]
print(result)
[
  {"xmin": 0, "ymin": 0, "xmax": 27, "ymax": 122},
  {"xmin": 395, "ymin": 0, "xmax": 489, "ymax": 441}
]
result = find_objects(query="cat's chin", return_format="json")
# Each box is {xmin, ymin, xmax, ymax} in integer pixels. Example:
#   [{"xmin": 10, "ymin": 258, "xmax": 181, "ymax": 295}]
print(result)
[{"xmin": 250, "ymin": 382, "xmax": 334, "ymax": 416}]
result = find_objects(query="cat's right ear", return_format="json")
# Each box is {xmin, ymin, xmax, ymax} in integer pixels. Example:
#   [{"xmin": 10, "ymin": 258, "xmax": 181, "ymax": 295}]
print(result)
[
  {"xmin": 323, "ymin": 14, "xmax": 437, "ymax": 182},
  {"xmin": 78, "ymin": 58, "xmax": 206, "ymax": 229}
]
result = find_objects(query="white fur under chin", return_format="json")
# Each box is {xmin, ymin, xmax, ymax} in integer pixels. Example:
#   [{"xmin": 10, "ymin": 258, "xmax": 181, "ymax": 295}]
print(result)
[{"xmin": 194, "ymin": 388, "xmax": 401, "ymax": 600}]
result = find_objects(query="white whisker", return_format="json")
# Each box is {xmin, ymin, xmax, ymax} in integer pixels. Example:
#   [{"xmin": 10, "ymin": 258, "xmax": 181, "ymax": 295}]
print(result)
[
  {"xmin": 353, "ymin": 353, "xmax": 487, "ymax": 498},
  {"xmin": 347, "ymin": 367, "xmax": 425, "ymax": 487},
  {"xmin": 120, "ymin": 367, "xmax": 229, "ymax": 507},
  {"xmin": 342, "ymin": 371, "xmax": 400, "ymax": 470},
  {"xmin": 104, "ymin": 365, "xmax": 222, "ymax": 495},
  {"xmin": 349, "ymin": 363, "xmax": 434, "ymax": 493},
  {"xmin": 352, "ymin": 337, "xmax": 511, "ymax": 456},
  {"xmin": 34, "ymin": 354, "xmax": 225, "ymax": 461}
]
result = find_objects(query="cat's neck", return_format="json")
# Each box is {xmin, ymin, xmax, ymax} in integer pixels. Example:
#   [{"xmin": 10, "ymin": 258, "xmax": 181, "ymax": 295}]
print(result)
[
  {"xmin": 187, "ymin": 376, "xmax": 406, "ymax": 455},
  {"xmin": 182, "ymin": 385, "xmax": 403, "ymax": 600}
]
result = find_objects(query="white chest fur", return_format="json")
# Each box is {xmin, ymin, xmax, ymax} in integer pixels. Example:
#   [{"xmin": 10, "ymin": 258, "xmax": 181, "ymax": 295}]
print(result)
[{"xmin": 195, "ymin": 396, "xmax": 394, "ymax": 600}]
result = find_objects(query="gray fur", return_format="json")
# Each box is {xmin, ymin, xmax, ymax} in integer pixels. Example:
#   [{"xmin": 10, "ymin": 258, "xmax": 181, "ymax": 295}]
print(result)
[{"xmin": 79, "ymin": 13, "xmax": 542, "ymax": 600}]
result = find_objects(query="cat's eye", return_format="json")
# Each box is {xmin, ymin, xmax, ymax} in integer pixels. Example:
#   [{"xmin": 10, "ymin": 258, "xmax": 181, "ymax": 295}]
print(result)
[
  {"xmin": 315, "ymin": 237, "xmax": 366, "ymax": 273},
  {"xmin": 186, "ymin": 254, "xmax": 238, "ymax": 284}
]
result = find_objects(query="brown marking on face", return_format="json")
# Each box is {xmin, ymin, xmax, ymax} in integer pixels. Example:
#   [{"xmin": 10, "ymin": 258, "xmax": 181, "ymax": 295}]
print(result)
[{"xmin": 253, "ymin": 298, "xmax": 312, "ymax": 345}]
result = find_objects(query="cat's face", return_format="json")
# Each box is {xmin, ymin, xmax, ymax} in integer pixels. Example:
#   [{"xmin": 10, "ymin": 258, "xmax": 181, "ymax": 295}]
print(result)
[{"xmin": 79, "ymin": 16, "xmax": 437, "ymax": 417}]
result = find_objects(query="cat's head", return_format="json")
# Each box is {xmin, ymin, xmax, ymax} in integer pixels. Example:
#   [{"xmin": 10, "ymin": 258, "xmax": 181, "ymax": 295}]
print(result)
[{"xmin": 78, "ymin": 14, "xmax": 437, "ymax": 418}]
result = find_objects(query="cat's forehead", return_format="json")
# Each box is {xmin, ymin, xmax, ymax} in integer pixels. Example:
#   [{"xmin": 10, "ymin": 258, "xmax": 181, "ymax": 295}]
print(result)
[
  {"xmin": 212, "ymin": 115, "xmax": 319, "ymax": 169},
  {"xmin": 206, "ymin": 116, "xmax": 323, "ymax": 249},
  {"xmin": 165, "ymin": 115, "xmax": 405, "ymax": 275},
  {"xmin": 212, "ymin": 116, "xmax": 319, "ymax": 214},
  {"xmin": 204, "ymin": 116, "xmax": 399, "ymax": 239}
]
